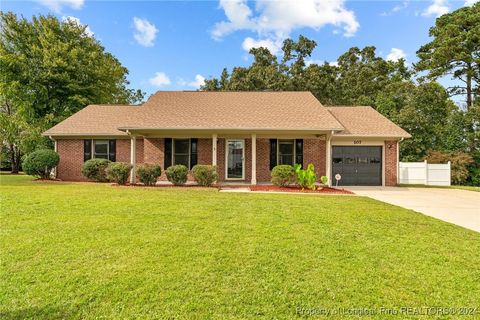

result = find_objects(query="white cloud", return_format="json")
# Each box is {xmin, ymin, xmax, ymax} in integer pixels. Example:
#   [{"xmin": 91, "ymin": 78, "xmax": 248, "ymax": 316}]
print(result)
[
  {"xmin": 465, "ymin": 0, "xmax": 479, "ymax": 5},
  {"xmin": 36, "ymin": 0, "xmax": 84, "ymax": 12},
  {"xmin": 149, "ymin": 72, "xmax": 171, "ymax": 87},
  {"xmin": 212, "ymin": 0, "xmax": 359, "ymax": 54},
  {"xmin": 422, "ymin": 0, "xmax": 450, "ymax": 17},
  {"xmin": 381, "ymin": 1, "xmax": 409, "ymax": 16},
  {"xmin": 62, "ymin": 16, "xmax": 93, "ymax": 37},
  {"xmin": 188, "ymin": 74, "xmax": 206, "ymax": 89},
  {"xmin": 242, "ymin": 37, "xmax": 282, "ymax": 55},
  {"xmin": 386, "ymin": 48, "xmax": 406, "ymax": 62},
  {"xmin": 133, "ymin": 17, "xmax": 158, "ymax": 47}
]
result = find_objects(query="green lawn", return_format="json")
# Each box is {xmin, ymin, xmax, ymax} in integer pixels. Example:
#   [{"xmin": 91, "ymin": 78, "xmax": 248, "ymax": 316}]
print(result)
[
  {"xmin": 400, "ymin": 184, "xmax": 480, "ymax": 192},
  {"xmin": 1, "ymin": 174, "xmax": 480, "ymax": 319}
]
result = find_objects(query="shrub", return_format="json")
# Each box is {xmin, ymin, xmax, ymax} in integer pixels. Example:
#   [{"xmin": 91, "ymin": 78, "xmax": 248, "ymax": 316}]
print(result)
[
  {"xmin": 136, "ymin": 164, "xmax": 162, "ymax": 186},
  {"xmin": 22, "ymin": 149, "xmax": 59, "ymax": 179},
  {"xmin": 320, "ymin": 176, "xmax": 329, "ymax": 185},
  {"xmin": 271, "ymin": 165, "xmax": 295, "ymax": 186},
  {"xmin": 106, "ymin": 162, "xmax": 132, "ymax": 185},
  {"xmin": 293, "ymin": 163, "xmax": 317, "ymax": 190},
  {"xmin": 82, "ymin": 159, "xmax": 111, "ymax": 182},
  {"xmin": 192, "ymin": 165, "xmax": 217, "ymax": 186},
  {"xmin": 423, "ymin": 150, "xmax": 473, "ymax": 185},
  {"xmin": 165, "ymin": 165, "xmax": 188, "ymax": 185},
  {"xmin": 469, "ymin": 167, "xmax": 480, "ymax": 186}
]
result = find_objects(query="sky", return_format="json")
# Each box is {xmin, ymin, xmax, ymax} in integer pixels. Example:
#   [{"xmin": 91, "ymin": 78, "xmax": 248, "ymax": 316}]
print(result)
[{"xmin": 2, "ymin": 0, "xmax": 478, "ymax": 97}]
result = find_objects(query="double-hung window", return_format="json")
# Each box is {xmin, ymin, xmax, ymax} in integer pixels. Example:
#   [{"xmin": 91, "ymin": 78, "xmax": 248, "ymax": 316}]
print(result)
[
  {"xmin": 278, "ymin": 140, "xmax": 295, "ymax": 166},
  {"xmin": 83, "ymin": 139, "xmax": 116, "ymax": 162},
  {"xmin": 93, "ymin": 140, "xmax": 109, "ymax": 159},
  {"xmin": 173, "ymin": 139, "xmax": 190, "ymax": 167}
]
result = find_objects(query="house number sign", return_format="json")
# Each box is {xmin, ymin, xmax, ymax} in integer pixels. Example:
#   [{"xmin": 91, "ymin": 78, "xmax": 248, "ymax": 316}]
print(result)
[{"xmin": 353, "ymin": 140, "xmax": 362, "ymax": 144}]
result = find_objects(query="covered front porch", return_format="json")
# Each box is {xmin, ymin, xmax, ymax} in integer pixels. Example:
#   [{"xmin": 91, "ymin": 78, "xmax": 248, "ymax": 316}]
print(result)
[{"xmin": 120, "ymin": 129, "xmax": 334, "ymax": 185}]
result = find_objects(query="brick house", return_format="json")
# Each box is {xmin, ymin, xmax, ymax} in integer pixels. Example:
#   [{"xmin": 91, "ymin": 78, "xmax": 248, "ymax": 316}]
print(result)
[{"xmin": 42, "ymin": 91, "xmax": 410, "ymax": 186}]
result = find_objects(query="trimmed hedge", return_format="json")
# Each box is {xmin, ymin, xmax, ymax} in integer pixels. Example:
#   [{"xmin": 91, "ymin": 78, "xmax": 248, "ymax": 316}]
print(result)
[
  {"xmin": 271, "ymin": 165, "xmax": 296, "ymax": 187},
  {"xmin": 82, "ymin": 159, "xmax": 110, "ymax": 182},
  {"xmin": 22, "ymin": 149, "xmax": 59, "ymax": 179},
  {"xmin": 192, "ymin": 165, "xmax": 217, "ymax": 186},
  {"xmin": 165, "ymin": 165, "xmax": 188, "ymax": 185},
  {"xmin": 136, "ymin": 164, "xmax": 162, "ymax": 186},
  {"xmin": 106, "ymin": 162, "xmax": 132, "ymax": 185}
]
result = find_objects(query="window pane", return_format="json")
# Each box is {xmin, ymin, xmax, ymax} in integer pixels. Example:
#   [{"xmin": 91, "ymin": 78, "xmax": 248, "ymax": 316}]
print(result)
[
  {"xmin": 279, "ymin": 140, "xmax": 294, "ymax": 154},
  {"xmin": 174, "ymin": 139, "xmax": 190, "ymax": 154},
  {"xmin": 333, "ymin": 157, "xmax": 343, "ymax": 164},
  {"xmin": 278, "ymin": 140, "xmax": 294, "ymax": 165},
  {"xmin": 279, "ymin": 155, "xmax": 294, "ymax": 166},
  {"xmin": 174, "ymin": 154, "xmax": 189, "ymax": 167},
  {"xmin": 345, "ymin": 157, "xmax": 356, "ymax": 164},
  {"xmin": 358, "ymin": 157, "xmax": 368, "ymax": 164},
  {"xmin": 94, "ymin": 140, "xmax": 108, "ymax": 159}
]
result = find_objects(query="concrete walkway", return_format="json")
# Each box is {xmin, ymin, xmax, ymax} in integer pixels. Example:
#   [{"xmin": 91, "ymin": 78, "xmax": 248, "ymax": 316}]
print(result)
[{"xmin": 348, "ymin": 186, "xmax": 480, "ymax": 233}]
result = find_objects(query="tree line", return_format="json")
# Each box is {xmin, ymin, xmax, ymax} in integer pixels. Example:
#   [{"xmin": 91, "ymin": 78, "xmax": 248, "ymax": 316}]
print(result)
[{"xmin": 202, "ymin": 4, "xmax": 479, "ymax": 184}]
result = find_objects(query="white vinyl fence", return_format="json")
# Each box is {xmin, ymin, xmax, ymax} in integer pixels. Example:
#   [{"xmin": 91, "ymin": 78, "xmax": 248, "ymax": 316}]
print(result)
[{"xmin": 399, "ymin": 160, "xmax": 451, "ymax": 186}]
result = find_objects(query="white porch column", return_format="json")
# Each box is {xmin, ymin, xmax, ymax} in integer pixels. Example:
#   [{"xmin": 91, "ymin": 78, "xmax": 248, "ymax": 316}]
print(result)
[
  {"xmin": 251, "ymin": 133, "xmax": 257, "ymax": 185},
  {"xmin": 212, "ymin": 134, "xmax": 218, "ymax": 166},
  {"xmin": 326, "ymin": 132, "xmax": 332, "ymax": 186},
  {"xmin": 130, "ymin": 136, "xmax": 136, "ymax": 184}
]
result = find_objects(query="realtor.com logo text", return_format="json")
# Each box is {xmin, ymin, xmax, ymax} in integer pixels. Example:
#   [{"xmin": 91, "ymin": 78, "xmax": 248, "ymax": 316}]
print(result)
[{"xmin": 296, "ymin": 306, "xmax": 479, "ymax": 317}]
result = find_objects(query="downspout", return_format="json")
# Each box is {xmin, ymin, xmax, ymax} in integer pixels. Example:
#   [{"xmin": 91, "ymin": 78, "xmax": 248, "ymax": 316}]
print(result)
[{"xmin": 49, "ymin": 136, "xmax": 57, "ymax": 179}]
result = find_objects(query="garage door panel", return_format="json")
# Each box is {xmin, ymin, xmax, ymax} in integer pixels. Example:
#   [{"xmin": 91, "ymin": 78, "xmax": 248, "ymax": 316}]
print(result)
[{"xmin": 332, "ymin": 146, "xmax": 382, "ymax": 186}]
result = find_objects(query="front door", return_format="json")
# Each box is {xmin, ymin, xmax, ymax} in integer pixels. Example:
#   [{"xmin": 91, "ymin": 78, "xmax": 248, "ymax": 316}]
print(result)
[{"xmin": 226, "ymin": 139, "xmax": 245, "ymax": 180}]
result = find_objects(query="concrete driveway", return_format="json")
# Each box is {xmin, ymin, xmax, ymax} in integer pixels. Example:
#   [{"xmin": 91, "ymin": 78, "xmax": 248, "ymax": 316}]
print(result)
[{"xmin": 348, "ymin": 186, "xmax": 480, "ymax": 232}]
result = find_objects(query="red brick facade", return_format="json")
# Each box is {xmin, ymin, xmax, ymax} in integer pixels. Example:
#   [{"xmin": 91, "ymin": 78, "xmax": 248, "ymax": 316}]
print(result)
[
  {"xmin": 304, "ymin": 139, "xmax": 326, "ymax": 177},
  {"xmin": 384, "ymin": 140, "xmax": 398, "ymax": 186},
  {"xmin": 55, "ymin": 137, "xmax": 399, "ymax": 185},
  {"xmin": 56, "ymin": 138, "xmax": 144, "ymax": 181}
]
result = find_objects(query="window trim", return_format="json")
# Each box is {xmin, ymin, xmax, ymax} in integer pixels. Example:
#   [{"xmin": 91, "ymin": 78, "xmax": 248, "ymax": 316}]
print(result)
[
  {"xmin": 172, "ymin": 138, "xmax": 191, "ymax": 168},
  {"xmin": 277, "ymin": 139, "xmax": 296, "ymax": 166},
  {"xmin": 92, "ymin": 140, "xmax": 109, "ymax": 160}
]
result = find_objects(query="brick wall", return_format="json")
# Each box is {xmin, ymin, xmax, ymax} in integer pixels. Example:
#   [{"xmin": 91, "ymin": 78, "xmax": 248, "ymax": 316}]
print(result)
[
  {"xmin": 116, "ymin": 139, "xmax": 144, "ymax": 164},
  {"xmin": 303, "ymin": 139, "xmax": 326, "ymax": 177},
  {"xmin": 56, "ymin": 137, "xmax": 329, "ymax": 183},
  {"xmin": 256, "ymin": 138, "xmax": 270, "ymax": 182},
  {"xmin": 56, "ymin": 138, "xmax": 143, "ymax": 181},
  {"xmin": 198, "ymin": 139, "xmax": 212, "ymax": 164},
  {"xmin": 144, "ymin": 138, "xmax": 164, "ymax": 165},
  {"xmin": 56, "ymin": 139, "xmax": 84, "ymax": 181},
  {"xmin": 217, "ymin": 138, "xmax": 225, "ymax": 181},
  {"xmin": 384, "ymin": 140, "xmax": 398, "ymax": 186}
]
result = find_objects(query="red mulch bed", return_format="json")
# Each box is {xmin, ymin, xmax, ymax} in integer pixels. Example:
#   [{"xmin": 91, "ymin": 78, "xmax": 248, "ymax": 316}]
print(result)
[{"xmin": 249, "ymin": 185, "xmax": 353, "ymax": 194}]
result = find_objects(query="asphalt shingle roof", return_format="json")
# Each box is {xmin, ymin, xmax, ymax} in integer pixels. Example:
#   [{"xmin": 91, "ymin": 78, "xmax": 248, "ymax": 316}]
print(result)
[{"xmin": 43, "ymin": 91, "xmax": 410, "ymax": 138}]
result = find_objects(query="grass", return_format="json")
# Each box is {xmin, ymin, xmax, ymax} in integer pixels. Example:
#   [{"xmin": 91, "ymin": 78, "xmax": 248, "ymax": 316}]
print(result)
[
  {"xmin": 400, "ymin": 183, "xmax": 480, "ymax": 192},
  {"xmin": 1, "ymin": 174, "xmax": 480, "ymax": 319}
]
